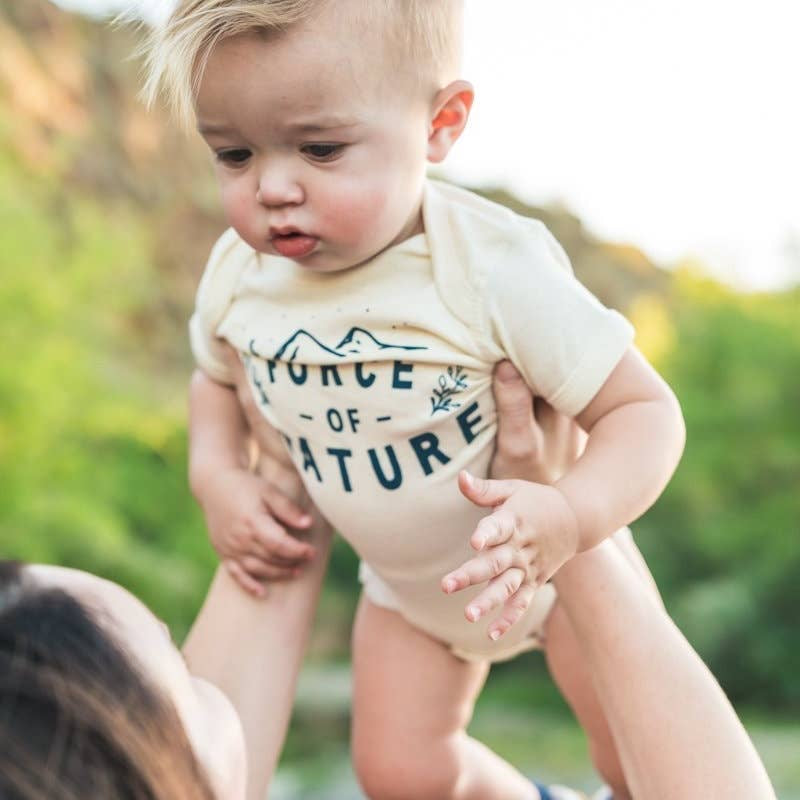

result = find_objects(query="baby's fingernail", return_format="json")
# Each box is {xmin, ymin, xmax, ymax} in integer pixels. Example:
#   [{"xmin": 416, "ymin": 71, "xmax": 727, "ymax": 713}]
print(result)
[
  {"xmin": 489, "ymin": 629, "xmax": 502, "ymax": 641},
  {"xmin": 300, "ymin": 514, "xmax": 312, "ymax": 525},
  {"xmin": 473, "ymin": 537, "xmax": 486, "ymax": 550},
  {"xmin": 462, "ymin": 471, "xmax": 474, "ymax": 487},
  {"xmin": 466, "ymin": 605, "xmax": 481, "ymax": 621},
  {"xmin": 443, "ymin": 578, "xmax": 457, "ymax": 593}
]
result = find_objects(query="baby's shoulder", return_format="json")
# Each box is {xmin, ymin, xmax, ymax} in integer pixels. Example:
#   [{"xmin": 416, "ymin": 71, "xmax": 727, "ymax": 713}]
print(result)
[
  {"xmin": 205, "ymin": 227, "xmax": 258, "ymax": 276},
  {"xmin": 423, "ymin": 181, "xmax": 573, "ymax": 292},
  {"xmin": 425, "ymin": 179, "xmax": 536, "ymax": 235},
  {"xmin": 193, "ymin": 228, "xmax": 262, "ymax": 330},
  {"xmin": 421, "ymin": 182, "xmax": 575, "ymax": 355},
  {"xmin": 198, "ymin": 228, "xmax": 260, "ymax": 297}
]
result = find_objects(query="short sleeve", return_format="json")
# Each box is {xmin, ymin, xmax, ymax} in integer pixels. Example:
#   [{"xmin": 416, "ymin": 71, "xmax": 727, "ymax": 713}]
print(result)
[
  {"xmin": 189, "ymin": 228, "xmax": 255, "ymax": 386},
  {"xmin": 487, "ymin": 220, "xmax": 634, "ymax": 417}
]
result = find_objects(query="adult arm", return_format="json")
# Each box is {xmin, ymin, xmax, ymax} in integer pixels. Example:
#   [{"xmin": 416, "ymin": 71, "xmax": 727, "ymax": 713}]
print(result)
[
  {"xmin": 489, "ymin": 361, "xmax": 775, "ymax": 800},
  {"xmin": 552, "ymin": 542, "xmax": 775, "ymax": 799},
  {"xmin": 183, "ymin": 527, "xmax": 331, "ymax": 800},
  {"xmin": 184, "ymin": 348, "xmax": 333, "ymax": 800}
]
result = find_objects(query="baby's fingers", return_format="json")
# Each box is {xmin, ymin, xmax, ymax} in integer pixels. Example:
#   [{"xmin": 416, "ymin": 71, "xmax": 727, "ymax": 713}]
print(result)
[
  {"xmin": 253, "ymin": 516, "xmax": 315, "ymax": 562},
  {"xmin": 487, "ymin": 583, "xmax": 538, "ymax": 641},
  {"xmin": 470, "ymin": 508, "xmax": 517, "ymax": 551},
  {"xmin": 262, "ymin": 484, "xmax": 313, "ymax": 530},
  {"xmin": 463, "ymin": 567, "xmax": 526, "ymax": 623},
  {"xmin": 225, "ymin": 559, "xmax": 267, "ymax": 597},
  {"xmin": 442, "ymin": 542, "xmax": 528, "ymax": 594},
  {"xmin": 240, "ymin": 555, "xmax": 299, "ymax": 581}
]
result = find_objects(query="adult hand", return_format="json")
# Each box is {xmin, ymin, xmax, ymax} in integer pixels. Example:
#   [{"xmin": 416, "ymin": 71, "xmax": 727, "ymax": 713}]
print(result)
[{"xmin": 489, "ymin": 360, "xmax": 584, "ymax": 483}]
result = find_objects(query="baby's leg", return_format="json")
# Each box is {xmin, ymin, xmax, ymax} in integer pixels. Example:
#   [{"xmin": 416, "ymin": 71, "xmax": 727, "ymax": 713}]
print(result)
[
  {"xmin": 351, "ymin": 595, "xmax": 538, "ymax": 800},
  {"xmin": 543, "ymin": 529, "xmax": 659, "ymax": 799}
]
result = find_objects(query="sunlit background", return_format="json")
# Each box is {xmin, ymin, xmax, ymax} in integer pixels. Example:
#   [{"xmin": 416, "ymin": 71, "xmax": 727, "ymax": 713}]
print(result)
[
  {"xmin": 53, "ymin": 0, "xmax": 800, "ymax": 290},
  {"xmin": 2, "ymin": 1, "xmax": 799, "ymax": 798}
]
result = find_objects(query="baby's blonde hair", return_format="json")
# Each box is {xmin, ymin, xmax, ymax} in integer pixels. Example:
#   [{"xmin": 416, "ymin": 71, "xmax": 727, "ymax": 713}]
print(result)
[{"xmin": 141, "ymin": 0, "xmax": 463, "ymax": 129}]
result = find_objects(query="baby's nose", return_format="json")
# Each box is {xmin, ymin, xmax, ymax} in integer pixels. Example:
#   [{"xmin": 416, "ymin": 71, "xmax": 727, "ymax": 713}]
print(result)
[{"xmin": 256, "ymin": 166, "xmax": 304, "ymax": 207}]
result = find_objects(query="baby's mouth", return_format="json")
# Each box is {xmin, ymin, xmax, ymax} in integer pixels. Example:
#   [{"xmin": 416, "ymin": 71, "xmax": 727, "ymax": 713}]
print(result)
[{"xmin": 270, "ymin": 231, "xmax": 319, "ymax": 259}]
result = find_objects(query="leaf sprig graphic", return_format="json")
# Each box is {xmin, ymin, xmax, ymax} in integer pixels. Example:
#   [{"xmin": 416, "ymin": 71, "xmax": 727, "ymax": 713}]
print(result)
[{"xmin": 430, "ymin": 365, "xmax": 468, "ymax": 415}]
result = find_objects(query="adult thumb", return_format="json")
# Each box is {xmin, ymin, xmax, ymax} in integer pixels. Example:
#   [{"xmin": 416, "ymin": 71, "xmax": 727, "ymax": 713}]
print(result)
[
  {"xmin": 493, "ymin": 361, "xmax": 539, "ymax": 438},
  {"xmin": 458, "ymin": 470, "xmax": 514, "ymax": 508}
]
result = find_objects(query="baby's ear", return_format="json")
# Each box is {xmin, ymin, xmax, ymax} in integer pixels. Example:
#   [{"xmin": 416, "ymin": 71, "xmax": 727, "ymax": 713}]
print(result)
[{"xmin": 427, "ymin": 80, "xmax": 474, "ymax": 163}]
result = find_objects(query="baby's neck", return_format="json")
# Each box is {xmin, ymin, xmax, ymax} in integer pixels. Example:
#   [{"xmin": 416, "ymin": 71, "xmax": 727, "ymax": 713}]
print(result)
[
  {"xmin": 338, "ymin": 193, "xmax": 426, "ymax": 272},
  {"xmin": 377, "ymin": 195, "xmax": 425, "ymax": 255}
]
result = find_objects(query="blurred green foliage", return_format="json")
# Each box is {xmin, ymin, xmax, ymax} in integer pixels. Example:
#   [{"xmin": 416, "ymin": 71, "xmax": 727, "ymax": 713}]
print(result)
[
  {"xmin": 0, "ymin": 146, "xmax": 216, "ymax": 636},
  {"xmin": 638, "ymin": 275, "xmax": 800, "ymax": 708},
  {"xmin": 1, "ymin": 113, "xmax": 798, "ymax": 712}
]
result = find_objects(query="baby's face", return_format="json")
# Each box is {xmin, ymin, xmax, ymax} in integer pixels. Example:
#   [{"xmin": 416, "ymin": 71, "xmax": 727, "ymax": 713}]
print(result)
[{"xmin": 196, "ymin": 23, "xmax": 433, "ymax": 272}]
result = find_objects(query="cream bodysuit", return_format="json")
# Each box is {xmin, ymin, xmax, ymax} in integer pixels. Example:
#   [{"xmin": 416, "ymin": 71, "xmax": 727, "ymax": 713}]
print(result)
[{"xmin": 191, "ymin": 181, "xmax": 634, "ymax": 661}]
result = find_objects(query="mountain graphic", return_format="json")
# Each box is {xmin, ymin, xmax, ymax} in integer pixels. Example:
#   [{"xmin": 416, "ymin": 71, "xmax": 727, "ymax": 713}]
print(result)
[
  {"xmin": 335, "ymin": 327, "xmax": 428, "ymax": 355},
  {"xmin": 274, "ymin": 330, "xmax": 346, "ymax": 361},
  {"xmin": 273, "ymin": 326, "xmax": 427, "ymax": 361}
]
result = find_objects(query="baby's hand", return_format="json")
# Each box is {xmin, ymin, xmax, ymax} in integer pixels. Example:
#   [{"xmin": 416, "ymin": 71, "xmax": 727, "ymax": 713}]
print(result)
[
  {"xmin": 197, "ymin": 466, "xmax": 315, "ymax": 597},
  {"xmin": 441, "ymin": 470, "xmax": 579, "ymax": 640}
]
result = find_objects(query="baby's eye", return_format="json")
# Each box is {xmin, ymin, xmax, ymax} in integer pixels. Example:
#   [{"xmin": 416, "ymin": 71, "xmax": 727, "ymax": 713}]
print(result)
[
  {"xmin": 216, "ymin": 148, "xmax": 252, "ymax": 166},
  {"xmin": 301, "ymin": 143, "xmax": 345, "ymax": 162}
]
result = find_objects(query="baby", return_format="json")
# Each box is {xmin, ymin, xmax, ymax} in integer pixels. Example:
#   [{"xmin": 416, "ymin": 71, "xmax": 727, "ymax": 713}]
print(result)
[{"xmin": 144, "ymin": 2, "xmax": 685, "ymax": 798}]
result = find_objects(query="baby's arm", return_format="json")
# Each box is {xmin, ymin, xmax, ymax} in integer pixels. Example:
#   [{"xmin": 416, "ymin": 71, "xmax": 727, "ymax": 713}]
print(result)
[
  {"xmin": 444, "ymin": 347, "xmax": 684, "ymax": 639},
  {"xmin": 189, "ymin": 368, "xmax": 316, "ymax": 596},
  {"xmin": 554, "ymin": 346, "xmax": 685, "ymax": 548}
]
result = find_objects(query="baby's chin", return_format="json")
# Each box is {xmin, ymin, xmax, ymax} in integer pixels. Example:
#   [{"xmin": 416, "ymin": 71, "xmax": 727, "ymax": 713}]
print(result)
[
  {"xmin": 256, "ymin": 220, "xmax": 417, "ymax": 271},
  {"xmin": 278, "ymin": 240, "xmax": 393, "ymax": 273},
  {"xmin": 275, "ymin": 246, "xmax": 366, "ymax": 274}
]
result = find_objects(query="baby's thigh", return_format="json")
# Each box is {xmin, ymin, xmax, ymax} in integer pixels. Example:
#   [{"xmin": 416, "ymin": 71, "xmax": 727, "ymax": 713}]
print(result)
[{"xmin": 351, "ymin": 594, "xmax": 488, "ymax": 755}]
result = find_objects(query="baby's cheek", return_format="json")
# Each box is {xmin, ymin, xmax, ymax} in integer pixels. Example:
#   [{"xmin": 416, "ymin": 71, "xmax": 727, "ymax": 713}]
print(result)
[
  {"xmin": 222, "ymin": 188, "xmax": 260, "ymax": 244},
  {"xmin": 323, "ymin": 185, "xmax": 390, "ymax": 243}
]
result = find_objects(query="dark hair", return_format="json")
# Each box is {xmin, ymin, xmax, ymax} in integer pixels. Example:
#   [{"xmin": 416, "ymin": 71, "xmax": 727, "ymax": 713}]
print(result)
[{"xmin": 0, "ymin": 561, "xmax": 215, "ymax": 800}]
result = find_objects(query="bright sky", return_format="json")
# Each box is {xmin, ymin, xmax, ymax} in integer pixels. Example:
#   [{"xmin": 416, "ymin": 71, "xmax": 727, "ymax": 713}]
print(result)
[{"xmin": 52, "ymin": 0, "xmax": 800, "ymax": 290}]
